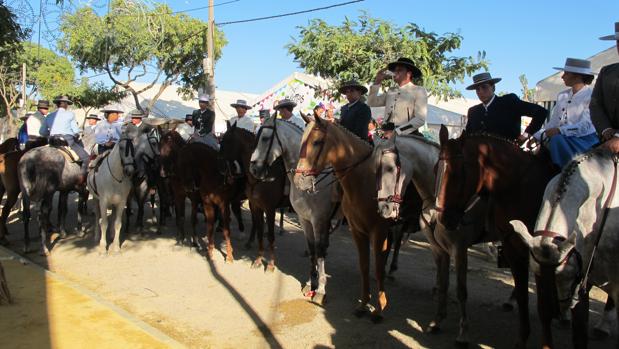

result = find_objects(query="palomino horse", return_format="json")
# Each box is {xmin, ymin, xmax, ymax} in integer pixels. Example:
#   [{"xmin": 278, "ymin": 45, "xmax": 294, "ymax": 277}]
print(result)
[
  {"xmin": 435, "ymin": 126, "xmax": 558, "ymax": 348},
  {"xmin": 512, "ymin": 148, "xmax": 619, "ymax": 348},
  {"xmin": 376, "ymin": 133, "xmax": 509, "ymax": 344},
  {"xmin": 176, "ymin": 142, "xmax": 238, "ymax": 262},
  {"xmin": 18, "ymin": 142, "xmax": 88, "ymax": 255},
  {"xmin": 87, "ymin": 123, "xmax": 160, "ymax": 254},
  {"xmin": 220, "ymin": 123, "xmax": 289, "ymax": 271},
  {"xmin": 294, "ymin": 117, "xmax": 390, "ymax": 320},
  {"xmin": 250, "ymin": 117, "xmax": 338, "ymax": 304}
]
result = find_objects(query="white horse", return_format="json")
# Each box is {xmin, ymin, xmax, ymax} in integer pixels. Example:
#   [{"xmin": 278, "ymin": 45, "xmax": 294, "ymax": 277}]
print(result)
[
  {"xmin": 376, "ymin": 133, "xmax": 503, "ymax": 344},
  {"xmin": 87, "ymin": 123, "xmax": 160, "ymax": 254},
  {"xmin": 512, "ymin": 148, "xmax": 619, "ymax": 348},
  {"xmin": 249, "ymin": 117, "xmax": 338, "ymax": 304}
]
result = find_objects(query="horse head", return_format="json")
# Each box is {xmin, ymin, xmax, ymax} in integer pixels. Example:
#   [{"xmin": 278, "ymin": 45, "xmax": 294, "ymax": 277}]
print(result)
[
  {"xmin": 159, "ymin": 130, "xmax": 184, "ymax": 178},
  {"xmin": 220, "ymin": 122, "xmax": 255, "ymax": 183},
  {"xmin": 376, "ymin": 138, "xmax": 410, "ymax": 220},
  {"xmin": 294, "ymin": 116, "xmax": 330, "ymax": 192},
  {"xmin": 250, "ymin": 116, "xmax": 283, "ymax": 181},
  {"xmin": 119, "ymin": 124, "xmax": 139, "ymax": 178}
]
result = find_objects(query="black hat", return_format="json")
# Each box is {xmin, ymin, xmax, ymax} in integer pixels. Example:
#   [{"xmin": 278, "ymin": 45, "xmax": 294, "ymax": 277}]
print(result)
[
  {"xmin": 465, "ymin": 72, "xmax": 502, "ymax": 90},
  {"xmin": 53, "ymin": 95, "xmax": 73, "ymax": 105},
  {"xmin": 185, "ymin": 113, "xmax": 193, "ymax": 121},
  {"xmin": 387, "ymin": 58, "xmax": 422, "ymax": 78},
  {"xmin": 86, "ymin": 114, "xmax": 100, "ymax": 120},
  {"xmin": 338, "ymin": 80, "xmax": 368, "ymax": 94},
  {"xmin": 37, "ymin": 100, "xmax": 50, "ymax": 109}
]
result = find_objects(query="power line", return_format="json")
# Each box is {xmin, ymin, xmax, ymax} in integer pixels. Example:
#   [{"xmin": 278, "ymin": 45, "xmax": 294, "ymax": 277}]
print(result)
[
  {"xmin": 171, "ymin": 0, "xmax": 240, "ymax": 15},
  {"xmin": 216, "ymin": 0, "xmax": 365, "ymax": 26}
]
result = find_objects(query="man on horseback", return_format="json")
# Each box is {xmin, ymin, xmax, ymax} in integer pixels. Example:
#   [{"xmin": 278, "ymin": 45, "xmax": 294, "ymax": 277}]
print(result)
[
  {"xmin": 175, "ymin": 114, "xmax": 194, "ymax": 141},
  {"xmin": 591, "ymin": 22, "xmax": 619, "ymax": 153},
  {"xmin": 43, "ymin": 95, "xmax": 90, "ymax": 183},
  {"xmin": 25, "ymin": 100, "xmax": 50, "ymax": 148},
  {"xmin": 190, "ymin": 94, "xmax": 219, "ymax": 150},
  {"xmin": 369, "ymin": 57, "xmax": 428, "ymax": 136},
  {"xmin": 464, "ymin": 72, "xmax": 547, "ymax": 142},
  {"xmin": 82, "ymin": 114, "xmax": 100, "ymax": 155},
  {"xmin": 229, "ymin": 99, "xmax": 256, "ymax": 133},
  {"xmin": 273, "ymin": 99, "xmax": 305, "ymax": 129},
  {"xmin": 338, "ymin": 80, "xmax": 372, "ymax": 142},
  {"xmin": 95, "ymin": 107, "xmax": 123, "ymax": 154},
  {"xmin": 128, "ymin": 110, "xmax": 146, "ymax": 129}
]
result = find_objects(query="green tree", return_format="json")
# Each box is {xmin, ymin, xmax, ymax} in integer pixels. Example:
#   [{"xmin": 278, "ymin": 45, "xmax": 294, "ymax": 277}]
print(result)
[
  {"xmin": 286, "ymin": 14, "xmax": 488, "ymax": 100},
  {"xmin": 0, "ymin": 2, "xmax": 29, "ymax": 65},
  {"xmin": 71, "ymin": 79, "xmax": 127, "ymax": 124},
  {"xmin": 59, "ymin": 0, "xmax": 227, "ymax": 113},
  {"xmin": 519, "ymin": 74, "xmax": 536, "ymax": 102}
]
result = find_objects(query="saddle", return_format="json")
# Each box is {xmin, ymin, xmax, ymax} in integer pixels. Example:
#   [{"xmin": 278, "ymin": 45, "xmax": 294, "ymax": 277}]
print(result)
[
  {"xmin": 45, "ymin": 144, "xmax": 81, "ymax": 164},
  {"xmin": 88, "ymin": 150, "xmax": 112, "ymax": 172}
]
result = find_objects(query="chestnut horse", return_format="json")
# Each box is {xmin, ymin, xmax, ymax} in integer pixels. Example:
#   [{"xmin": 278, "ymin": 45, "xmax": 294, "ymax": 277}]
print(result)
[
  {"xmin": 435, "ymin": 126, "xmax": 558, "ymax": 348},
  {"xmin": 294, "ymin": 117, "xmax": 390, "ymax": 322},
  {"xmin": 220, "ymin": 123, "xmax": 289, "ymax": 271}
]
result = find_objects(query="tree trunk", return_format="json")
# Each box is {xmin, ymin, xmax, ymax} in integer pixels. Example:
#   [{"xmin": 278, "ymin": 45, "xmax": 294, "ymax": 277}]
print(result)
[{"xmin": 0, "ymin": 261, "xmax": 11, "ymax": 305}]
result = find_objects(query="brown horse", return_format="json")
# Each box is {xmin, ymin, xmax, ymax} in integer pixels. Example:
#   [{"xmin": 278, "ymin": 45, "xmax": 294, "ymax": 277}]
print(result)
[
  {"xmin": 435, "ymin": 126, "xmax": 558, "ymax": 348},
  {"xmin": 294, "ymin": 117, "xmax": 390, "ymax": 322},
  {"xmin": 0, "ymin": 150, "xmax": 23, "ymax": 245},
  {"xmin": 220, "ymin": 123, "xmax": 289, "ymax": 271},
  {"xmin": 0, "ymin": 138, "xmax": 18, "ymax": 154}
]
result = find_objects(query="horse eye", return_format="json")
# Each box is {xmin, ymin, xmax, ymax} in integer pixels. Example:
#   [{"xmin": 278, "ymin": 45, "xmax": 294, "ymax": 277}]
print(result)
[
  {"xmin": 312, "ymin": 140, "xmax": 324, "ymax": 146},
  {"xmin": 386, "ymin": 166, "xmax": 393, "ymax": 173}
]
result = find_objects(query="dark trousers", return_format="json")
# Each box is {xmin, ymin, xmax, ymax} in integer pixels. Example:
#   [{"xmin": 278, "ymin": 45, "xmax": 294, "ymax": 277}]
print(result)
[{"xmin": 97, "ymin": 144, "xmax": 115, "ymax": 154}]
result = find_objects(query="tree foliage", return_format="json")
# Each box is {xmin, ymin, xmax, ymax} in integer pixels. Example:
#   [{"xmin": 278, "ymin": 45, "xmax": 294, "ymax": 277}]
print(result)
[
  {"xmin": 59, "ymin": 0, "xmax": 227, "ymax": 112},
  {"xmin": 518, "ymin": 74, "xmax": 535, "ymax": 102},
  {"xmin": 287, "ymin": 14, "xmax": 488, "ymax": 100},
  {"xmin": 71, "ymin": 79, "xmax": 127, "ymax": 119},
  {"xmin": 0, "ymin": 2, "xmax": 29, "ymax": 65}
]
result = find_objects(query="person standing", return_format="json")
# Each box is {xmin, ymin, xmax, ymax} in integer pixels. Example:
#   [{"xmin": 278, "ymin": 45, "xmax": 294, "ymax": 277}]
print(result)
[
  {"xmin": 591, "ymin": 22, "xmax": 619, "ymax": 153},
  {"xmin": 273, "ymin": 99, "xmax": 306, "ymax": 129},
  {"xmin": 94, "ymin": 107, "xmax": 123, "ymax": 154},
  {"xmin": 228, "ymin": 99, "xmax": 256, "ymax": 133},
  {"xmin": 43, "ymin": 96, "xmax": 89, "ymax": 182},
  {"xmin": 464, "ymin": 72, "xmax": 547, "ymax": 142},
  {"xmin": 534, "ymin": 58, "xmax": 598, "ymax": 167},
  {"xmin": 368, "ymin": 57, "xmax": 428, "ymax": 135},
  {"xmin": 338, "ymin": 80, "xmax": 372, "ymax": 142}
]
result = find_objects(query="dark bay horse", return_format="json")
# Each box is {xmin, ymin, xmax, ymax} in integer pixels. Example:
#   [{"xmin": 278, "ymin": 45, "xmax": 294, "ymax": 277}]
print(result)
[
  {"xmin": 294, "ymin": 117, "xmax": 390, "ymax": 321},
  {"xmin": 220, "ymin": 123, "xmax": 289, "ymax": 271},
  {"xmin": 435, "ymin": 126, "xmax": 558, "ymax": 348}
]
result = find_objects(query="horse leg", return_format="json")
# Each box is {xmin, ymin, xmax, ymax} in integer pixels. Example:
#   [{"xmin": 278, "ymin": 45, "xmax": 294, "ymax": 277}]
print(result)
[
  {"xmin": 190, "ymin": 196, "xmax": 200, "ymax": 248},
  {"xmin": 252, "ymin": 207, "xmax": 265, "ymax": 268},
  {"xmin": 370, "ymin": 230, "xmax": 389, "ymax": 322},
  {"xmin": 313, "ymin": 219, "xmax": 331, "ymax": 305},
  {"xmin": 245, "ymin": 201, "xmax": 257, "ymax": 250},
  {"xmin": 221, "ymin": 202, "xmax": 234, "ymax": 263},
  {"xmin": 593, "ymin": 295, "xmax": 616, "ymax": 339},
  {"xmin": 504, "ymin": 242, "xmax": 530, "ymax": 348},
  {"xmin": 351, "ymin": 232, "xmax": 371, "ymax": 317},
  {"xmin": 38, "ymin": 197, "xmax": 52, "ymax": 256},
  {"xmin": 265, "ymin": 209, "xmax": 276, "ymax": 272},
  {"xmin": 149, "ymin": 192, "xmax": 160, "ymax": 235},
  {"xmin": 300, "ymin": 219, "xmax": 317, "ymax": 297},
  {"xmin": 279, "ymin": 207, "xmax": 285, "ymax": 235},
  {"xmin": 426, "ymin": 246, "xmax": 449, "ymax": 333},
  {"xmin": 96, "ymin": 200, "xmax": 108, "ymax": 255},
  {"xmin": 454, "ymin": 245, "xmax": 470, "ymax": 344},
  {"xmin": 56, "ymin": 192, "xmax": 68, "ymax": 238},
  {"xmin": 111, "ymin": 204, "xmax": 125, "ymax": 254},
  {"xmin": 136, "ymin": 191, "xmax": 146, "ymax": 236},
  {"xmin": 202, "ymin": 202, "xmax": 216, "ymax": 260},
  {"xmin": 22, "ymin": 195, "xmax": 31, "ymax": 253},
  {"xmin": 389, "ymin": 226, "xmax": 405, "ymax": 276},
  {"xmin": 231, "ymin": 199, "xmax": 244, "ymax": 233},
  {"xmin": 0, "ymin": 187, "xmax": 17, "ymax": 246},
  {"xmin": 174, "ymin": 192, "xmax": 185, "ymax": 245}
]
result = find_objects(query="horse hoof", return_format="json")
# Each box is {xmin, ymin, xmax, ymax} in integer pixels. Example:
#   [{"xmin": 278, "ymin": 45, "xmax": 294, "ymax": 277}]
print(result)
[
  {"xmin": 244, "ymin": 243, "xmax": 252, "ymax": 250},
  {"xmin": 370, "ymin": 311, "xmax": 384, "ymax": 324},
  {"xmin": 425, "ymin": 321, "xmax": 441, "ymax": 334},
  {"xmin": 455, "ymin": 334, "xmax": 469, "ymax": 347},
  {"xmin": 266, "ymin": 264, "xmax": 275, "ymax": 273},
  {"xmin": 59, "ymin": 231, "xmax": 67, "ymax": 239},
  {"xmin": 225, "ymin": 256, "xmax": 234, "ymax": 264},
  {"xmin": 76, "ymin": 230, "xmax": 86, "ymax": 238},
  {"xmin": 312, "ymin": 293, "xmax": 326, "ymax": 306},
  {"xmin": 501, "ymin": 302, "xmax": 514, "ymax": 312},
  {"xmin": 353, "ymin": 303, "xmax": 371, "ymax": 318},
  {"xmin": 39, "ymin": 248, "xmax": 50, "ymax": 257},
  {"xmin": 252, "ymin": 260, "xmax": 263, "ymax": 269}
]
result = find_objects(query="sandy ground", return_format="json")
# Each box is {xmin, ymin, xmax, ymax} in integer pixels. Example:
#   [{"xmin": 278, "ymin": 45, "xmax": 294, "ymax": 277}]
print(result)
[{"xmin": 1, "ymin": 193, "xmax": 614, "ymax": 348}]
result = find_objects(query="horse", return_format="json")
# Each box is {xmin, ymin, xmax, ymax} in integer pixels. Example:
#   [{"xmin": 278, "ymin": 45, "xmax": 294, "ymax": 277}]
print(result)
[
  {"xmin": 0, "ymin": 150, "xmax": 23, "ymax": 245},
  {"xmin": 250, "ymin": 117, "xmax": 338, "ymax": 304},
  {"xmin": 18, "ymin": 141, "xmax": 89, "ymax": 255},
  {"xmin": 176, "ymin": 141, "xmax": 238, "ymax": 262},
  {"xmin": 294, "ymin": 116, "xmax": 390, "ymax": 320},
  {"xmin": 87, "ymin": 123, "xmax": 160, "ymax": 254},
  {"xmin": 511, "ymin": 148, "xmax": 619, "ymax": 348},
  {"xmin": 220, "ymin": 122, "xmax": 289, "ymax": 272},
  {"xmin": 376, "ymin": 133, "xmax": 514, "ymax": 344},
  {"xmin": 435, "ymin": 126, "xmax": 558, "ymax": 348},
  {"xmin": 0, "ymin": 138, "xmax": 18, "ymax": 153}
]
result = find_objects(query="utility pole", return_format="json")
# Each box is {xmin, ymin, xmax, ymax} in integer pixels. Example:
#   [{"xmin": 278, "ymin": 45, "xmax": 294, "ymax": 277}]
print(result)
[
  {"xmin": 21, "ymin": 63, "xmax": 26, "ymax": 109},
  {"xmin": 203, "ymin": 0, "xmax": 216, "ymax": 102}
]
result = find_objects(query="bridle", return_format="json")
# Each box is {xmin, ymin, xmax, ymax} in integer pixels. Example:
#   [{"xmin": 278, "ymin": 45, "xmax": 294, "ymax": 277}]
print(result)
[
  {"xmin": 376, "ymin": 147, "xmax": 403, "ymax": 204},
  {"xmin": 108, "ymin": 136, "xmax": 136, "ymax": 183},
  {"xmin": 254, "ymin": 118, "xmax": 284, "ymax": 172}
]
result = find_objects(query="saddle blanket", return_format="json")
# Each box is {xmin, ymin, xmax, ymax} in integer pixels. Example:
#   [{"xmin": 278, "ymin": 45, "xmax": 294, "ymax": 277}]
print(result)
[{"xmin": 44, "ymin": 145, "xmax": 80, "ymax": 163}]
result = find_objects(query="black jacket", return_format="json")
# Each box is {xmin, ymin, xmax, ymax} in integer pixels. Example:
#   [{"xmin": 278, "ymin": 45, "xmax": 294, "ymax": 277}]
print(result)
[
  {"xmin": 192, "ymin": 108, "xmax": 215, "ymax": 136},
  {"xmin": 591, "ymin": 63, "xmax": 619, "ymax": 135},
  {"xmin": 339, "ymin": 101, "xmax": 372, "ymax": 141},
  {"xmin": 465, "ymin": 93, "xmax": 547, "ymax": 140}
]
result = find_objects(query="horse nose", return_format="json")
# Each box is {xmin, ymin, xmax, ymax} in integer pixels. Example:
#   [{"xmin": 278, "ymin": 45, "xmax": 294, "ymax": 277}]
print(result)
[{"xmin": 378, "ymin": 203, "xmax": 393, "ymax": 219}]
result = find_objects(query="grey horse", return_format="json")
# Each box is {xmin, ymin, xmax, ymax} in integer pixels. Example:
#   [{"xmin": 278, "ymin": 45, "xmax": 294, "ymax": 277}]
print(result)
[{"xmin": 249, "ymin": 117, "xmax": 338, "ymax": 304}]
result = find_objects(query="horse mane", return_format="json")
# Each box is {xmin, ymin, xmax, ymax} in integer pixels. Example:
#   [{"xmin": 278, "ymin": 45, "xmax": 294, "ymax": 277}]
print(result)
[
  {"xmin": 464, "ymin": 132, "xmax": 519, "ymax": 148},
  {"xmin": 553, "ymin": 147, "xmax": 613, "ymax": 203},
  {"xmin": 398, "ymin": 133, "xmax": 439, "ymax": 148},
  {"xmin": 276, "ymin": 119, "xmax": 304, "ymax": 134},
  {"xmin": 227, "ymin": 126, "xmax": 255, "ymax": 139},
  {"xmin": 325, "ymin": 121, "xmax": 373, "ymax": 153}
]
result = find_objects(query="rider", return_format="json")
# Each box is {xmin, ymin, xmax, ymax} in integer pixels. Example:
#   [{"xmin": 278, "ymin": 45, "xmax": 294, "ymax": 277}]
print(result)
[
  {"xmin": 369, "ymin": 57, "xmax": 428, "ymax": 136},
  {"xmin": 191, "ymin": 94, "xmax": 219, "ymax": 149},
  {"xmin": 82, "ymin": 114, "xmax": 100, "ymax": 155},
  {"xmin": 273, "ymin": 99, "xmax": 305, "ymax": 129},
  {"xmin": 128, "ymin": 110, "xmax": 146, "ymax": 129},
  {"xmin": 25, "ymin": 100, "xmax": 50, "ymax": 148},
  {"xmin": 464, "ymin": 72, "xmax": 547, "ymax": 142},
  {"xmin": 95, "ymin": 107, "xmax": 123, "ymax": 154},
  {"xmin": 591, "ymin": 21, "xmax": 619, "ymax": 153},
  {"xmin": 338, "ymin": 80, "xmax": 372, "ymax": 142},
  {"xmin": 228, "ymin": 99, "xmax": 256, "ymax": 133},
  {"xmin": 175, "ymin": 114, "xmax": 194, "ymax": 141},
  {"xmin": 533, "ymin": 58, "xmax": 598, "ymax": 168},
  {"xmin": 43, "ymin": 95, "xmax": 90, "ymax": 183}
]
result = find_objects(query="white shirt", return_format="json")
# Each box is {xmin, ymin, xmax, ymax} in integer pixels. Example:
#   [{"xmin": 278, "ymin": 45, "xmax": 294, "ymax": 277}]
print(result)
[
  {"xmin": 483, "ymin": 95, "xmax": 496, "ymax": 111},
  {"xmin": 175, "ymin": 123, "xmax": 194, "ymax": 141},
  {"xmin": 94, "ymin": 120, "xmax": 123, "ymax": 144},
  {"xmin": 228, "ymin": 115, "xmax": 257, "ymax": 133},
  {"xmin": 534, "ymin": 86, "xmax": 596, "ymax": 139},
  {"xmin": 26, "ymin": 111, "xmax": 46, "ymax": 137}
]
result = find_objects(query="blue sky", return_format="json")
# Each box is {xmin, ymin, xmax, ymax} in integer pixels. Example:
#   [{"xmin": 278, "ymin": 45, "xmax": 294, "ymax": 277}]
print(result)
[{"xmin": 28, "ymin": 0, "xmax": 619, "ymax": 100}]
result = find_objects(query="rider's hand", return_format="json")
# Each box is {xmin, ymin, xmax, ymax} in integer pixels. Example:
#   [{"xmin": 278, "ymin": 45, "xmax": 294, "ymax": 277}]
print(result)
[
  {"xmin": 601, "ymin": 137, "xmax": 619, "ymax": 153},
  {"xmin": 602, "ymin": 128, "xmax": 617, "ymax": 142},
  {"xmin": 544, "ymin": 128, "xmax": 560, "ymax": 138},
  {"xmin": 374, "ymin": 68, "xmax": 388, "ymax": 85}
]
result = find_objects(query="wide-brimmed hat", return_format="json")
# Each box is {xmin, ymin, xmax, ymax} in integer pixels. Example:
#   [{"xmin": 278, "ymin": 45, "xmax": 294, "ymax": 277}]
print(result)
[
  {"xmin": 230, "ymin": 99, "xmax": 252, "ymax": 109},
  {"xmin": 273, "ymin": 99, "xmax": 297, "ymax": 110},
  {"xmin": 466, "ymin": 72, "xmax": 502, "ymax": 90},
  {"xmin": 100, "ymin": 106, "xmax": 124, "ymax": 114},
  {"xmin": 185, "ymin": 113, "xmax": 193, "ymax": 121},
  {"xmin": 129, "ymin": 110, "xmax": 145, "ymax": 118},
  {"xmin": 53, "ymin": 95, "xmax": 73, "ymax": 105},
  {"xmin": 86, "ymin": 114, "xmax": 100, "ymax": 120},
  {"xmin": 387, "ymin": 57, "xmax": 422, "ymax": 79},
  {"xmin": 338, "ymin": 80, "xmax": 368, "ymax": 94},
  {"xmin": 600, "ymin": 22, "xmax": 619, "ymax": 40},
  {"xmin": 553, "ymin": 58, "xmax": 595, "ymax": 76},
  {"xmin": 36, "ymin": 100, "xmax": 50, "ymax": 109},
  {"xmin": 198, "ymin": 94, "xmax": 211, "ymax": 103}
]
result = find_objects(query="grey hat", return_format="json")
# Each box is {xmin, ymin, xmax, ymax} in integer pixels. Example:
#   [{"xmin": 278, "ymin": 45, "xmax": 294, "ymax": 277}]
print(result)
[
  {"xmin": 37, "ymin": 100, "xmax": 50, "ymax": 109},
  {"xmin": 466, "ymin": 72, "xmax": 502, "ymax": 90},
  {"xmin": 273, "ymin": 99, "xmax": 297, "ymax": 110},
  {"xmin": 553, "ymin": 58, "xmax": 595, "ymax": 76},
  {"xmin": 100, "ymin": 106, "xmax": 124, "ymax": 114},
  {"xmin": 230, "ymin": 99, "xmax": 252, "ymax": 109},
  {"xmin": 53, "ymin": 95, "xmax": 73, "ymax": 105},
  {"xmin": 86, "ymin": 114, "xmax": 100, "ymax": 120},
  {"xmin": 338, "ymin": 80, "xmax": 368, "ymax": 94},
  {"xmin": 600, "ymin": 22, "xmax": 619, "ymax": 41},
  {"xmin": 129, "ymin": 110, "xmax": 146, "ymax": 118}
]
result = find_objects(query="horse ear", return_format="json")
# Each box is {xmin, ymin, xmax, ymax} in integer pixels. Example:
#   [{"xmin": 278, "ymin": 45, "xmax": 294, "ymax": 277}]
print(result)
[
  {"xmin": 510, "ymin": 220, "xmax": 533, "ymax": 249},
  {"xmin": 314, "ymin": 113, "xmax": 323, "ymax": 125},
  {"xmin": 439, "ymin": 124, "xmax": 449, "ymax": 146}
]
